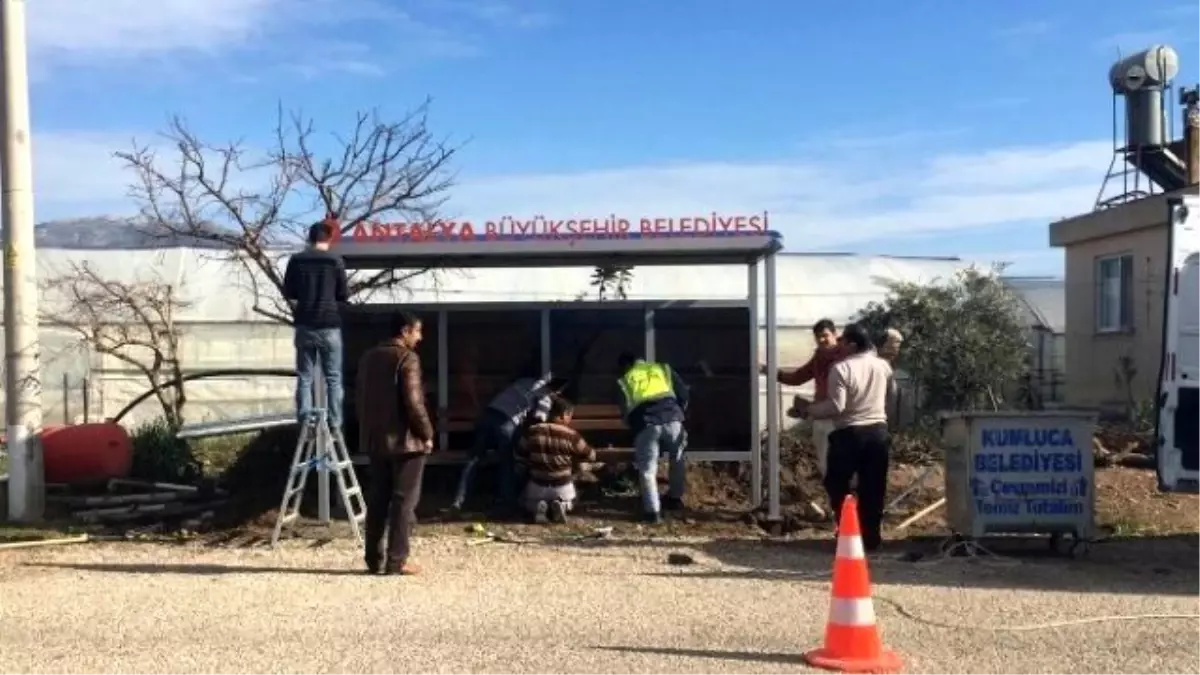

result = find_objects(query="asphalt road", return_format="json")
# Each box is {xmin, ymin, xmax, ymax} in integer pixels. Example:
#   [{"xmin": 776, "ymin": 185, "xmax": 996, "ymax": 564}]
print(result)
[{"xmin": 2, "ymin": 534, "xmax": 1197, "ymax": 674}]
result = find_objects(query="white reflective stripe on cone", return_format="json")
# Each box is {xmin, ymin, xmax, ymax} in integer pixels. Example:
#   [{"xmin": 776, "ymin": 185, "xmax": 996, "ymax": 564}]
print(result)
[
  {"xmin": 829, "ymin": 597, "xmax": 877, "ymax": 626},
  {"xmin": 836, "ymin": 533, "xmax": 865, "ymax": 560}
]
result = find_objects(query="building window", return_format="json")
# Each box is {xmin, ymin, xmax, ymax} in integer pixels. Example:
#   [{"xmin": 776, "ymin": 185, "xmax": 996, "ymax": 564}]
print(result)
[{"xmin": 1095, "ymin": 254, "xmax": 1134, "ymax": 332}]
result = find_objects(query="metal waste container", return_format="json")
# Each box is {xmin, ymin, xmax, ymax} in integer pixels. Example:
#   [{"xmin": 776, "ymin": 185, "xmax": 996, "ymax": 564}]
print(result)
[{"xmin": 942, "ymin": 410, "xmax": 1097, "ymax": 541}]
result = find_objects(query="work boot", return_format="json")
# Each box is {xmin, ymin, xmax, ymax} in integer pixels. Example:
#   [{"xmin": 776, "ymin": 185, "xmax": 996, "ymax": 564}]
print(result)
[
  {"xmin": 364, "ymin": 555, "xmax": 381, "ymax": 575},
  {"xmin": 863, "ymin": 531, "xmax": 883, "ymax": 553},
  {"xmin": 382, "ymin": 561, "xmax": 421, "ymax": 576},
  {"xmin": 548, "ymin": 500, "xmax": 569, "ymax": 524},
  {"xmin": 661, "ymin": 496, "xmax": 685, "ymax": 512},
  {"xmin": 533, "ymin": 500, "xmax": 550, "ymax": 524}
]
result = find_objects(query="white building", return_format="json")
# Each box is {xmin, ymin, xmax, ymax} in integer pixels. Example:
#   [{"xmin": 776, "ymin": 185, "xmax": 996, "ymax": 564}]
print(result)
[{"xmin": 2, "ymin": 246, "xmax": 1050, "ymax": 430}]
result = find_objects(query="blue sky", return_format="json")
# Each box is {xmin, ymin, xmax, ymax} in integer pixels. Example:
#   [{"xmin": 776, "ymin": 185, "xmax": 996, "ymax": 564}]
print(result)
[{"xmin": 22, "ymin": 0, "xmax": 1200, "ymax": 275}]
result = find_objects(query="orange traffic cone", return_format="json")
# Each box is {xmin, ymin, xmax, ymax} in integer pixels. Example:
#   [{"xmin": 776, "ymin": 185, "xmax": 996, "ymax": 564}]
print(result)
[{"xmin": 803, "ymin": 495, "xmax": 903, "ymax": 674}]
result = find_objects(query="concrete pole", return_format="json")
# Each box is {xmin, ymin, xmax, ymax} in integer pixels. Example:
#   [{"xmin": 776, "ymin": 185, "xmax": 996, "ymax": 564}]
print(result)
[{"xmin": 2, "ymin": 0, "xmax": 45, "ymax": 521}]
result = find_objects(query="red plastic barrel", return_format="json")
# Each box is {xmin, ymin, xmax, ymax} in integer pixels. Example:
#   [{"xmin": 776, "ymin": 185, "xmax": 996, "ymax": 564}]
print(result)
[{"xmin": 40, "ymin": 423, "xmax": 133, "ymax": 486}]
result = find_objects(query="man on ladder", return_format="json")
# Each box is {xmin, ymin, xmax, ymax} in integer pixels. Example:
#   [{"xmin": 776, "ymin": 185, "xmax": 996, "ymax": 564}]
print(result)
[
  {"xmin": 355, "ymin": 311, "xmax": 434, "ymax": 575},
  {"xmin": 616, "ymin": 351, "xmax": 690, "ymax": 524},
  {"xmin": 282, "ymin": 217, "xmax": 349, "ymax": 431},
  {"xmin": 273, "ymin": 215, "xmax": 367, "ymax": 549}
]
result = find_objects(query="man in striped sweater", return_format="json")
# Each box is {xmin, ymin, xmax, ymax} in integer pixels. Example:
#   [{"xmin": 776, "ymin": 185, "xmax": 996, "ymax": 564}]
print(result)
[
  {"xmin": 514, "ymin": 395, "xmax": 596, "ymax": 524},
  {"xmin": 451, "ymin": 369, "xmax": 559, "ymax": 513}
]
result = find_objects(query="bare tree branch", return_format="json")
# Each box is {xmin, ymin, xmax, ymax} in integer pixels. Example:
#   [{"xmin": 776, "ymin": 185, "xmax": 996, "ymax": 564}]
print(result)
[
  {"xmin": 115, "ymin": 100, "xmax": 462, "ymax": 324},
  {"xmin": 40, "ymin": 262, "xmax": 190, "ymax": 428}
]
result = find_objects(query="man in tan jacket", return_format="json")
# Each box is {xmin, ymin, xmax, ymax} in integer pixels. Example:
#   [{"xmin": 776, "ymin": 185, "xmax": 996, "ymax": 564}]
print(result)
[
  {"xmin": 795, "ymin": 323, "xmax": 895, "ymax": 552},
  {"xmin": 356, "ymin": 311, "xmax": 434, "ymax": 575}
]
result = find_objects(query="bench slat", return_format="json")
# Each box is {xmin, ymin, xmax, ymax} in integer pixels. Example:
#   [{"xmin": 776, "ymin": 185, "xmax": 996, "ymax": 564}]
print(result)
[
  {"xmin": 423, "ymin": 447, "xmax": 633, "ymax": 466},
  {"xmin": 440, "ymin": 419, "xmax": 625, "ymax": 433}
]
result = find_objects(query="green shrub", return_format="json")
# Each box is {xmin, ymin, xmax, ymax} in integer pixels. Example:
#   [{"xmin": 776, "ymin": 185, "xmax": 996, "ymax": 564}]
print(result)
[{"xmin": 129, "ymin": 417, "xmax": 202, "ymax": 484}]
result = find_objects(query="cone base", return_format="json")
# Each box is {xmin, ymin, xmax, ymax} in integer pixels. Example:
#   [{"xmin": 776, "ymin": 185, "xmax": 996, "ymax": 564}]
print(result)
[{"xmin": 803, "ymin": 646, "xmax": 903, "ymax": 674}]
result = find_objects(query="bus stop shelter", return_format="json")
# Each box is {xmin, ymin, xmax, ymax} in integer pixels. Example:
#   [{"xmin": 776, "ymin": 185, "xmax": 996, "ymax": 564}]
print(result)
[{"xmin": 333, "ymin": 230, "xmax": 787, "ymax": 520}]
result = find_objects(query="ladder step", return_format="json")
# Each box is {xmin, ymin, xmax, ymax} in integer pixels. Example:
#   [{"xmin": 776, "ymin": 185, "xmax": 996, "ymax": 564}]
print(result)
[{"xmin": 279, "ymin": 512, "xmax": 299, "ymax": 525}]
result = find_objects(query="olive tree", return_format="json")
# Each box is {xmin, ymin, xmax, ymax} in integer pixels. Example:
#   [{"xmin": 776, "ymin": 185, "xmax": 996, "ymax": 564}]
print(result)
[{"xmin": 854, "ymin": 265, "xmax": 1029, "ymax": 413}]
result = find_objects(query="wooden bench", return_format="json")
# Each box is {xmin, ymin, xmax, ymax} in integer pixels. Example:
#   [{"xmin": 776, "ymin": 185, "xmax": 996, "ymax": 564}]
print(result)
[
  {"xmin": 439, "ymin": 403, "xmax": 626, "ymax": 433},
  {"xmin": 419, "ymin": 403, "xmax": 630, "ymax": 466},
  {"xmin": 420, "ymin": 446, "xmax": 634, "ymax": 466}
]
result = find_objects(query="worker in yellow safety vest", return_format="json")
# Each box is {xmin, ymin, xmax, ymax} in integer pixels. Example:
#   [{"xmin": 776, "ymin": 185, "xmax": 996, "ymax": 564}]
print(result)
[{"xmin": 616, "ymin": 352, "xmax": 691, "ymax": 524}]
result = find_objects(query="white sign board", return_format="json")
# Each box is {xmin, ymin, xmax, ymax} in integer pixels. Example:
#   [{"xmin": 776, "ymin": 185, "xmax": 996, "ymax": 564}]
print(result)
[{"xmin": 943, "ymin": 412, "xmax": 1096, "ymax": 539}]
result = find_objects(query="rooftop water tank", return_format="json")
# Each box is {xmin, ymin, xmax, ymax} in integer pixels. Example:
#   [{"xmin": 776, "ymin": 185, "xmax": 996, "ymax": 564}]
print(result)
[{"xmin": 1109, "ymin": 45, "xmax": 1180, "ymax": 93}]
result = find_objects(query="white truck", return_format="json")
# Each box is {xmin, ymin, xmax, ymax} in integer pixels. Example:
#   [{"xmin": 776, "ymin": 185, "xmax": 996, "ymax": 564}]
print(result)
[{"xmin": 1156, "ymin": 193, "xmax": 1200, "ymax": 493}]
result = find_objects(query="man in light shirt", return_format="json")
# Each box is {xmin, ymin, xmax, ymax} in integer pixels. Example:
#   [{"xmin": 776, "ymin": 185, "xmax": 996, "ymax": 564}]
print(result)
[{"xmin": 794, "ymin": 323, "xmax": 894, "ymax": 551}]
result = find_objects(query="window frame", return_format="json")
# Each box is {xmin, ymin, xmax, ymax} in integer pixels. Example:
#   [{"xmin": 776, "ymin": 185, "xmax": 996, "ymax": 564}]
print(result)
[{"xmin": 1094, "ymin": 252, "xmax": 1134, "ymax": 334}]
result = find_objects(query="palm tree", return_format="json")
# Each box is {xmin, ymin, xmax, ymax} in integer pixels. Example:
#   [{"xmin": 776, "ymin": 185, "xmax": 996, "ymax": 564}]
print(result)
[{"xmin": 589, "ymin": 265, "xmax": 634, "ymax": 301}]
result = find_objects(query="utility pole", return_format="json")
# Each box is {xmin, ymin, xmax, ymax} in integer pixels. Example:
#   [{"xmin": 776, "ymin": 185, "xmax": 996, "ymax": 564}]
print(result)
[{"xmin": 2, "ymin": 0, "xmax": 44, "ymax": 522}]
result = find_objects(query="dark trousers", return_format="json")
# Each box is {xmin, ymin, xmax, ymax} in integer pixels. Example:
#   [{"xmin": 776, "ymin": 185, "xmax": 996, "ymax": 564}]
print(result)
[
  {"xmin": 365, "ymin": 452, "xmax": 427, "ymax": 567},
  {"xmin": 453, "ymin": 407, "xmax": 519, "ymax": 509},
  {"xmin": 824, "ymin": 423, "xmax": 890, "ymax": 549}
]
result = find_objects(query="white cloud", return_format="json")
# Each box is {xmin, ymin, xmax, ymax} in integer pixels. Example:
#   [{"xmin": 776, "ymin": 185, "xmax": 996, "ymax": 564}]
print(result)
[
  {"xmin": 994, "ymin": 20, "xmax": 1056, "ymax": 43},
  {"xmin": 445, "ymin": 139, "xmax": 1110, "ymax": 250},
  {"xmin": 424, "ymin": 0, "xmax": 553, "ymax": 29},
  {"xmin": 25, "ymin": 0, "xmax": 484, "ymax": 75},
  {"xmin": 28, "ymin": 0, "xmax": 278, "ymax": 58},
  {"xmin": 24, "ymin": 129, "xmax": 1108, "ymax": 262}
]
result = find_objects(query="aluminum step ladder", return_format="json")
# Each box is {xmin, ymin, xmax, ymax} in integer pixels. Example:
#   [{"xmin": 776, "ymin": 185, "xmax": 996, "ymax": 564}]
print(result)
[{"xmin": 271, "ymin": 408, "xmax": 366, "ymax": 547}]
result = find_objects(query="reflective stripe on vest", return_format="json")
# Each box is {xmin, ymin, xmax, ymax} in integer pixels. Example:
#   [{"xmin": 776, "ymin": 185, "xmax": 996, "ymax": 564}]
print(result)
[{"xmin": 618, "ymin": 361, "xmax": 673, "ymax": 409}]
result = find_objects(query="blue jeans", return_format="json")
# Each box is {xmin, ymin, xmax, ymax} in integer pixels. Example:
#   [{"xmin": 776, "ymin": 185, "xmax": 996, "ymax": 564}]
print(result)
[
  {"xmin": 295, "ymin": 327, "xmax": 344, "ymax": 428},
  {"xmin": 453, "ymin": 408, "xmax": 519, "ymax": 510},
  {"xmin": 633, "ymin": 421, "xmax": 688, "ymax": 514}
]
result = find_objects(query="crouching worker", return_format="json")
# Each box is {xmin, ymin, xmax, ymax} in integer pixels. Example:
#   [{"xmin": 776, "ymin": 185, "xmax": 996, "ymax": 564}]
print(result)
[
  {"xmin": 514, "ymin": 395, "xmax": 596, "ymax": 524},
  {"xmin": 451, "ymin": 369, "xmax": 557, "ymax": 514}
]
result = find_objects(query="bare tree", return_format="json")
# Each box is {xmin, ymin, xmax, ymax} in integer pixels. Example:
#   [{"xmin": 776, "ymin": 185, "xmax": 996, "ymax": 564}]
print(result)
[
  {"xmin": 116, "ymin": 100, "xmax": 461, "ymax": 323},
  {"xmin": 41, "ymin": 262, "xmax": 189, "ymax": 428}
]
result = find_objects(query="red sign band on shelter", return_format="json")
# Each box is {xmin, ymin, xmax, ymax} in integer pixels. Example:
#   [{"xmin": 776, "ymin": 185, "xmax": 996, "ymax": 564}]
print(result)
[{"xmin": 347, "ymin": 212, "xmax": 770, "ymax": 242}]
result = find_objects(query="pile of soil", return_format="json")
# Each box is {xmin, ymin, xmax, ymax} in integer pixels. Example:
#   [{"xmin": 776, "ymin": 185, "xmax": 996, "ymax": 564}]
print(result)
[
  {"xmin": 683, "ymin": 424, "xmax": 947, "ymax": 535},
  {"xmin": 1092, "ymin": 422, "xmax": 1155, "ymax": 468}
]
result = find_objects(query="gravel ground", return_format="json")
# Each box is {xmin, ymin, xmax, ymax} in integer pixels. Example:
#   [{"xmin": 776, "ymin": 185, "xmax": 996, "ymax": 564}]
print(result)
[{"xmin": 1, "ymin": 534, "xmax": 1197, "ymax": 674}]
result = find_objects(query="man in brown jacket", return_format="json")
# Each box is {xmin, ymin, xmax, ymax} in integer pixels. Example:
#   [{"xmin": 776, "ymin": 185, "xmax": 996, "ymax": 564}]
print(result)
[{"xmin": 356, "ymin": 311, "xmax": 434, "ymax": 575}]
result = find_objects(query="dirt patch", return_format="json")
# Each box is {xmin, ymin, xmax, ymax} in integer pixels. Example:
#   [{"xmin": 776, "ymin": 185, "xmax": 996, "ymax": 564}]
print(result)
[
  {"xmin": 67, "ymin": 421, "xmax": 1196, "ymax": 546},
  {"xmin": 1094, "ymin": 467, "xmax": 1199, "ymax": 536}
]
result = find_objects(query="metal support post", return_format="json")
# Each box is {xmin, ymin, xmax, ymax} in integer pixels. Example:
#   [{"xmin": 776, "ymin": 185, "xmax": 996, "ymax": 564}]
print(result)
[
  {"xmin": 313, "ymin": 368, "xmax": 330, "ymax": 523},
  {"xmin": 748, "ymin": 260, "xmax": 762, "ymax": 508},
  {"xmin": 2, "ymin": 0, "xmax": 44, "ymax": 522},
  {"xmin": 539, "ymin": 309, "xmax": 551, "ymax": 375},
  {"xmin": 437, "ymin": 310, "xmax": 449, "ymax": 452},
  {"xmin": 764, "ymin": 251, "xmax": 781, "ymax": 521},
  {"xmin": 644, "ymin": 307, "xmax": 655, "ymax": 361}
]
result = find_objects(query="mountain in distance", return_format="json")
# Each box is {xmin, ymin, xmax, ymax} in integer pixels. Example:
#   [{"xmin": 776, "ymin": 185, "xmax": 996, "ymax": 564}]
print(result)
[{"xmin": 34, "ymin": 217, "xmax": 229, "ymax": 250}]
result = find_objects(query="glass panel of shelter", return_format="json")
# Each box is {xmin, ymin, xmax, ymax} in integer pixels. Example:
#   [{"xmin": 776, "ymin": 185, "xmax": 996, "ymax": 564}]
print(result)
[
  {"xmin": 340, "ymin": 303, "xmax": 754, "ymax": 454},
  {"xmin": 444, "ymin": 309, "xmax": 543, "ymax": 449},
  {"xmin": 653, "ymin": 307, "xmax": 753, "ymax": 452}
]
